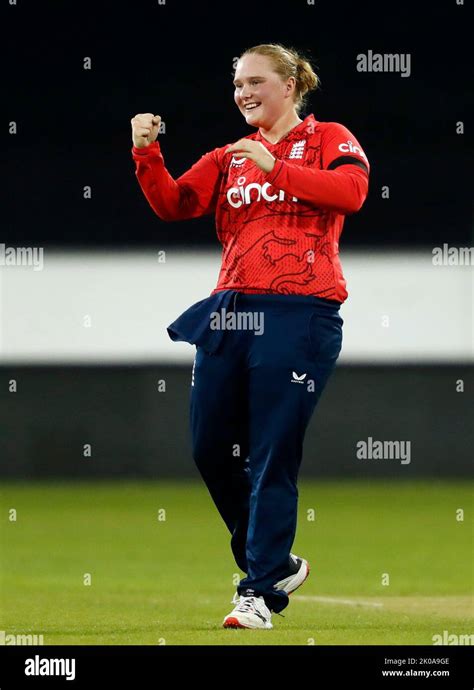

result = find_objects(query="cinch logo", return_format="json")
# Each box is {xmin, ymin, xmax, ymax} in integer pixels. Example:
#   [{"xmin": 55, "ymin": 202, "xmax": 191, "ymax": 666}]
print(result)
[
  {"xmin": 227, "ymin": 181, "xmax": 298, "ymax": 208},
  {"xmin": 338, "ymin": 140, "xmax": 368, "ymax": 161}
]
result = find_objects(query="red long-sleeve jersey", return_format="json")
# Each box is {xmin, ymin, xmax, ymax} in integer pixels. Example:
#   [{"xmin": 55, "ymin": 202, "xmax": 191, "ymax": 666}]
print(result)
[{"xmin": 131, "ymin": 113, "xmax": 370, "ymax": 302}]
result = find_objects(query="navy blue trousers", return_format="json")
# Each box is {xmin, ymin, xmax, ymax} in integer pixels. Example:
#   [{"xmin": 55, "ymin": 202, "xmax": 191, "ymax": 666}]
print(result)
[{"xmin": 168, "ymin": 290, "xmax": 343, "ymax": 613}]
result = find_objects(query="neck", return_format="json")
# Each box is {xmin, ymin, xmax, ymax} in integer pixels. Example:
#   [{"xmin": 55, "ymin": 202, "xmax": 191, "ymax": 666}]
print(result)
[{"xmin": 258, "ymin": 111, "xmax": 303, "ymax": 145}]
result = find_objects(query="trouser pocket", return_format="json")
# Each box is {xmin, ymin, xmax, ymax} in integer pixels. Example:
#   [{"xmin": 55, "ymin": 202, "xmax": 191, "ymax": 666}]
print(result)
[{"xmin": 307, "ymin": 309, "xmax": 343, "ymax": 363}]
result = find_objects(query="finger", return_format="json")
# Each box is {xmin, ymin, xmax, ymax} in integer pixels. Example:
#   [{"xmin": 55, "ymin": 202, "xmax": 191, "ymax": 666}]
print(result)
[
  {"xmin": 133, "ymin": 121, "xmax": 154, "ymax": 130},
  {"xmin": 229, "ymin": 152, "xmax": 251, "ymax": 161},
  {"xmin": 132, "ymin": 116, "xmax": 155, "ymax": 126},
  {"xmin": 226, "ymin": 144, "xmax": 245, "ymax": 153},
  {"xmin": 225, "ymin": 140, "xmax": 241, "ymax": 150}
]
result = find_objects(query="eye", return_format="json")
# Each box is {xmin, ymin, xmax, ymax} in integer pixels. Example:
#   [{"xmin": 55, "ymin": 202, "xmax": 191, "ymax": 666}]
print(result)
[{"xmin": 234, "ymin": 80, "xmax": 260, "ymax": 88}]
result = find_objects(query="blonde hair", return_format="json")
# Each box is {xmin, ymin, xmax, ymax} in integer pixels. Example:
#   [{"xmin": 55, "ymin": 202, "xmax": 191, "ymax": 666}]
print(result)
[{"xmin": 239, "ymin": 43, "xmax": 320, "ymax": 114}]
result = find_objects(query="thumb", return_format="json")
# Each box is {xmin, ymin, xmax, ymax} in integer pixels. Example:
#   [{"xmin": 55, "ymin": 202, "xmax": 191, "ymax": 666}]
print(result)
[{"xmin": 152, "ymin": 115, "xmax": 161, "ymax": 125}]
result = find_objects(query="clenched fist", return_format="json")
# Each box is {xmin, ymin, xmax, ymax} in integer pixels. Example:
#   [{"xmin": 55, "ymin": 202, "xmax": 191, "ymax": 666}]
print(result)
[{"xmin": 131, "ymin": 113, "xmax": 161, "ymax": 148}]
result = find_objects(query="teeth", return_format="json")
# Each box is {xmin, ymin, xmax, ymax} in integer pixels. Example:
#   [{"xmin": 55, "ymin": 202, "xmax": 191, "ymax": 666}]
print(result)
[{"xmin": 245, "ymin": 103, "xmax": 260, "ymax": 110}]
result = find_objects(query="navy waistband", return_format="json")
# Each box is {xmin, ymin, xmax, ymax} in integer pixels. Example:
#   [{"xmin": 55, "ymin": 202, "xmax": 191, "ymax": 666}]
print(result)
[
  {"xmin": 230, "ymin": 291, "xmax": 341, "ymax": 312},
  {"xmin": 167, "ymin": 289, "xmax": 342, "ymax": 355}
]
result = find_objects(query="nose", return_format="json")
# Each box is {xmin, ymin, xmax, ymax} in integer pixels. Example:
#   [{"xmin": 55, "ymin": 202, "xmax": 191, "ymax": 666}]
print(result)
[{"xmin": 240, "ymin": 85, "xmax": 253, "ymax": 101}]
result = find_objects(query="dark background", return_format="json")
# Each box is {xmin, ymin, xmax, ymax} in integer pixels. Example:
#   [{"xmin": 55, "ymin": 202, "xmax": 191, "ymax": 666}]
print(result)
[
  {"xmin": 1, "ymin": 365, "xmax": 472, "ymax": 478},
  {"xmin": 2, "ymin": 0, "xmax": 472, "ymax": 478},
  {"xmin": 4, "ymin": 0, "xmax": 472, "ymax": 248}
]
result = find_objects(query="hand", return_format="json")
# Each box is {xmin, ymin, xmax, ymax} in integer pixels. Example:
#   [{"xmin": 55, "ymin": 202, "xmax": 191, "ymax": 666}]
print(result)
[
  {"xmin": 131, "ymin": 113, "xmax": 161, "ymax": 148},
  {"xmin": 225, "ymin": 139, "xmax": 276, "ymax": 174}
]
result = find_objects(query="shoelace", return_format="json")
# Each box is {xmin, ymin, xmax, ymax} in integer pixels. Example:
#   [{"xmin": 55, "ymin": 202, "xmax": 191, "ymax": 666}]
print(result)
[
  {"xmin": 230, "ymin": 594, "xmax": 285, "ymax": 618},
  {"xmin": 235, "ymin": 596, "xmax": 261, "ymax": 613}
]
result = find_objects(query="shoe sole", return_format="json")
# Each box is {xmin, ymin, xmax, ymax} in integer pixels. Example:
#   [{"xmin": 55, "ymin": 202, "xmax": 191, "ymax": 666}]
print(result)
[
  {"xmin": 223, "ymin": 617, "xmax": 250, "ymax": 629},
  {"xmin": 290, "ymin": 560, "xmax": 310, "ymax": 596},
  {"xmin": 223, "ymin": 616, "xmax": 272, "ymax": 630},
  {"xmin": 275, "ymin": 558, "xmax": 311, "ymax": 596}
]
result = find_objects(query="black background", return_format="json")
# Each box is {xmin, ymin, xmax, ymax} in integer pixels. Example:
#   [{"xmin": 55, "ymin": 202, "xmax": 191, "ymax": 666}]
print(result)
[{"xmin": 4, "ymin": 0, "xmax": 472, "ymax": 248}]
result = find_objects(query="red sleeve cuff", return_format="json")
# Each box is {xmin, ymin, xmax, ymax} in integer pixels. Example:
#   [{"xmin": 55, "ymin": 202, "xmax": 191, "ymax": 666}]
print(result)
[
  {"xmin": 263, "ymin": 157, "xmax": 284, "ymax": 185},
  {"xmin": 131, "ymin": 141, "xmax": 161, "ymax": 158}
]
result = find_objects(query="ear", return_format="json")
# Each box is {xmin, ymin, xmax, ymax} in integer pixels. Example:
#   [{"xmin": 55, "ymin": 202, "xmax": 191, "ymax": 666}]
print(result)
[{"xmin": 286, "ymin": 77, "xmax": 296, "ymax": 94}]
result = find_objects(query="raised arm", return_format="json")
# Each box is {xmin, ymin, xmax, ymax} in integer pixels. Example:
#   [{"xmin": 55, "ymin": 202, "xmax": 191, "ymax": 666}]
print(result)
[{"xmin": 130, "ymin": 112, "xmax": 223, "ymax": 221}]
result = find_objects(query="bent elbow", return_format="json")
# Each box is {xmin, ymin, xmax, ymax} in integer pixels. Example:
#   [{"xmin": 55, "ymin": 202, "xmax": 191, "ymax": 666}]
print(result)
[
  {"xmin": 343, "ymin": 175, "xmax": 369, "ymax": 214},
  {"xmin": 144, "ymin": 195, "xmax": 178, "ymax": 221},
  {"xmin": 153, "ymin": 208, "xmax": 174, "ymax": 222},
  {"xmin": 346, "ymin": 192, "xmax": 368, "ymax": 214}
]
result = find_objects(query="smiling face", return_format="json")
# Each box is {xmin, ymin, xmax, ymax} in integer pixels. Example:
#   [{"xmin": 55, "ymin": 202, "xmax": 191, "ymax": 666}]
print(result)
[{"xmin": 233, "ymin": 53, "xmax": 297, "ymax": 128}]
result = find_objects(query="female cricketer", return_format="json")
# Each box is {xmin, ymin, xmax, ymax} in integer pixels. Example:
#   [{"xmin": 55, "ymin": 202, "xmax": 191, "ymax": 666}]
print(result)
[{"xmin": 130, "ymin": 43, "xmax": 370, "ymax": 629}]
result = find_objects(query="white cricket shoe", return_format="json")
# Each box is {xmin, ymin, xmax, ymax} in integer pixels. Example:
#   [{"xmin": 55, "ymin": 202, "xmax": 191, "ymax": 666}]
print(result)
[
  {"xmin": 223, "ymin": 595, "xmax": 273, "ymax": 629},
  {"xmin": 274, "ymin": 553, "xmax": 310, "ymax": 595},
  {"xmin": 230, "ymin": 553, "xmax": 310, "ymax": 607}
]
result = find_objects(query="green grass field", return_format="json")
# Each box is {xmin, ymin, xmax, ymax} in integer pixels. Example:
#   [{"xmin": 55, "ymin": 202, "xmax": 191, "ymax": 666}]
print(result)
[{"xmin": 0, "ymin": 480, "xmax": 472, "ymax": 645}]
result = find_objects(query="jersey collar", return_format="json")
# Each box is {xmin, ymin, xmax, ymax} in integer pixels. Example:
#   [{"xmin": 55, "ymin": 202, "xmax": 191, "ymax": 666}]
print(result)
[{"xmin": 255, "ymin": 113, "xmax": 317, "ymax": 146}]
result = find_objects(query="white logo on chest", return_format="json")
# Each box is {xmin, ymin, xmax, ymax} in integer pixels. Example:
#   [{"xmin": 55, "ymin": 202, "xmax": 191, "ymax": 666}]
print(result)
[
  {"xmin": 288, "ymin": 140, "xmax": 306, "ymax": 159},
  {"xmin": 230, "ymin": 155, "xmax": 246, "ymax": 167},
  {"xmin": 227, "ymin": 179, "xmax": 298, "ymax": 208}
]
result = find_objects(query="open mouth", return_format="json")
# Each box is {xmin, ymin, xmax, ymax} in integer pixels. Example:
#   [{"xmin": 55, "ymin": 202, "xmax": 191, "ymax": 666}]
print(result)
[{"xmin": 244, "ymin": 102, "xmax": 261, "ymax": 112}]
